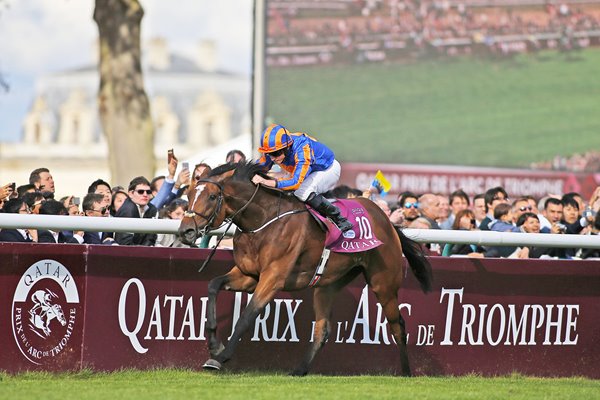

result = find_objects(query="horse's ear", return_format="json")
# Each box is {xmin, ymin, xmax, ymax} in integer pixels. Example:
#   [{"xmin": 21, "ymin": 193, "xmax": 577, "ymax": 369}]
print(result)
[{"xmin": 217, "ymin": 169, "xmax": 236, "ymax": 181}]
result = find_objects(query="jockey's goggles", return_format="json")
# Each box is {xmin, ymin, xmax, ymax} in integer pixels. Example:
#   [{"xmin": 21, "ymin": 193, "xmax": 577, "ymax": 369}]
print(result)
[{"xmin": 267, "ymin": 148, "xmax": 285, "ymax": 158}]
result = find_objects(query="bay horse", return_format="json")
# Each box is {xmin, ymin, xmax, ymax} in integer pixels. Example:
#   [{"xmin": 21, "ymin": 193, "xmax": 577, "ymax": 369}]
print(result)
[{"xmin": 178, "ymin": 161, "xmax": 433, "ymax": 376}]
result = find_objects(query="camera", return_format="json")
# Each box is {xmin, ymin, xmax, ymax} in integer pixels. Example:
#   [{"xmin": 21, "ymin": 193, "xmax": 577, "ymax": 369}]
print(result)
[
  {"xmin": 9, "ymin": 182, "xmax": 16, "ymax": 191},
  {"xmin": 72, "ymin": 197, "xmax": 80, "ymax": 206},
  {"xmin": 555, "ymin": 223, "xmax": 567, "ymax": 233},
  {"xmin": 583, "ymin": 207, "xmax": 596, "ymax": 219}
]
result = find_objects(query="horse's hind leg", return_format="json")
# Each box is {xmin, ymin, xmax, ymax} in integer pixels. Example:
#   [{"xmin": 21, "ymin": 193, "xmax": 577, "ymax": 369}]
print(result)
[
  {"xmin": 365, "ymin": 258, "xmax": 411, "ymax": 376},
  {"xmin": 206, "ymin": 267, "xmax": 257, "ymax": 360},
  {"xmin": 291, "ymin": 286, "xmax": 339, "ymax": 376}
]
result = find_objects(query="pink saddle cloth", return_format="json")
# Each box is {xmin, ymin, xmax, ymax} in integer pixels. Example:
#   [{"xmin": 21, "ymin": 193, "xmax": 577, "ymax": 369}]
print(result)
[{"xmin": 307, "ymin": 199, "xmax": 383, "ymax": 253}]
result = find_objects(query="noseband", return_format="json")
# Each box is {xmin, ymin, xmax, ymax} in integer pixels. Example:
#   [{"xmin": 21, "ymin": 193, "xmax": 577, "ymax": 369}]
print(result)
[{"xmin": 184, "ymin": 178, "xmax": 261, "ymax": 237}]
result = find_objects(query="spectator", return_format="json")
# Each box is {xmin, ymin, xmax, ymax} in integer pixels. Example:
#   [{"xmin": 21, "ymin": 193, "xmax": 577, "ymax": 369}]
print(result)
[
  {"xmin": 479, "ymin": 186, "xmax": 509, "ymax": 230},
  {"xmin": 110, "ymin": 190, "xmax": 128, "ymax": 216},
  {"xmin": 156, "ymin": 199, "xmax": 190, "ymax": 248},
  {"xmin": 29, "ymin": 167, "xmax": 55, "ymax": 194},
  {"xmin": 440, "ymin": 189, "xmax": 470, "ymax": 229},
  {"xmin": 541, "ymin": 197, "xmax": 565, "ymax": 234},
  {"xmin": 442, "ymin": 209, "xmax": 485, "ymax": 257},
  {"xmin": 150, "ymin": 151, "xmax": 190, "ymax": 210},
  {"xmin": 373, "ymin": 198, "xmax": 391, "ymax": 217},
  {"xmin": 408, "ymin": 217, "xmax": 431, "ymax": 229},
  {"xmin": 16, "ymin": 184, "xmax": 36, "ymax": 198},
  {"xmin": 225, "ymin": 149, "xmax": 247, "ymax": 164},
  {"xmin": 88, "ymin": 179, "xmax": 112, "ymax": 209},
  {"xmin": 437, "ymin": 194, "xmax": 451, "ymax": 228},
  {"xmin": 0, "ymin": 198, "xmax": 37, "ymax": 242},
  {"xmin": 21, "ymin": 191, "xmax": 45, "ymax": 214},
  {"xmin": 391, "ymin": 191, "xmax": 420, "ymax": 227},
  {"xmin": 60, "ymin": 196, "xmax": 81, "ymax": 216},
  {"xmin": 37, "ymin": 200, "xmax": 81, "ymax": 244},
  {"xmin": 192, "ymin": 163, "xmax": 212, "ymax": 186},
  {"xmin": 81, "ymin": 193, "xmax": 115, "ymax": 245},
  {"xmin": 114, "ymin": 176, "xmax": 158, "ymax": 246},
  {"xmin": 472, "ymin": 193, "xmax": 487, "ymax": 227},
  {"xmin": 561, "ymin": 195, "xmax": 585, "ymax": 234},
  {"xmin": 490, "ymin": 203, "xmax": 520, "ymax": 233},
  {"xmin": 417, "ymin": 193, "xmax": 441, "ymax": 229},
  {"xmin": 511, "ymin": 197, "xmax": 533, "ymax": 223},
  {"xmin": 515, "ymin": 212, "xmax": 568, "ymax": 259}
]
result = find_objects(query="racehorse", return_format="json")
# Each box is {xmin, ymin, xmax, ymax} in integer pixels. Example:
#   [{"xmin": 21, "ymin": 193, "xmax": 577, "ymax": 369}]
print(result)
[{"xmin": 178, "ymin": 161, "xmax": 433, "ymax": 376}]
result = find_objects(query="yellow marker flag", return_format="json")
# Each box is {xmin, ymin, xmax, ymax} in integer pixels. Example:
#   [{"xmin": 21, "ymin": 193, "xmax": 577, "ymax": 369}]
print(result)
[{"xmin": 371, "ymin": 170, "xmax": 392, "ymax": 197}]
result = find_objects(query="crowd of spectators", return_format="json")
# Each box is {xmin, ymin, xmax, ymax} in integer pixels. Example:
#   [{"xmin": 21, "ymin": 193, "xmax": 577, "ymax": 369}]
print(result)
[
  {"xmin": 352, "ymin": 183, "xmax": 600, "ymax": 259},
  {"xmin": 0, "ymin": 149, "xmax": 246, "ymax": 248},
  {"xmin": 531, "ymin": 150, "xmax": 600, "ymax": 173},
  {"xmin": 268, "ymin": 0, "xmax": 600, "ymax": 58},
  {"xmin": 1, "ymin": 151, "xmax": 599, "ymax": 259}
]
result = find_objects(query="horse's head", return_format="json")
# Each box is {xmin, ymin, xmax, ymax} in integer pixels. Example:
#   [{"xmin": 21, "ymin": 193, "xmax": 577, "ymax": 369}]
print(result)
[
  {"xmin": 51, "ymin": 304, "xmax": 67, "ymax": 326},
  {"xmin": 178, "ymin": 161, "xmax": 268, "ymax": 245}
]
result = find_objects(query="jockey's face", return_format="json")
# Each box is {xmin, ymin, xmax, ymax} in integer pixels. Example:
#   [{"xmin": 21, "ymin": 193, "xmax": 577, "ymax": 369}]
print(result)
[{"xmin": 267, "ymin": 148, "xmax": 286, "ymax": 164}]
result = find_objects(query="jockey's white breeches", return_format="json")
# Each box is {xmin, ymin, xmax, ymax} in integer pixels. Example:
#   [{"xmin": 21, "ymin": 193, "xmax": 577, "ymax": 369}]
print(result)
[{"xmin": 294, "ymin": 159, "xmax": 341, "ymax": 202}]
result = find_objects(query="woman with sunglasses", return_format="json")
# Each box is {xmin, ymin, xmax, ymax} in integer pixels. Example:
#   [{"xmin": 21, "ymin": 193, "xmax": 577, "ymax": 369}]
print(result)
[{"xmin": 252, "ymin": 124, "xmax": 353, "ymax": 232}]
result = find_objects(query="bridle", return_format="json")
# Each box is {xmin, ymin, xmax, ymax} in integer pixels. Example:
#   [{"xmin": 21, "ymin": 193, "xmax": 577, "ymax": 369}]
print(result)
[
  {"xmin": 184, "ymin": 179, "xmax": 225, "ymax": 237},
  {"xmin": 185, "ymin": 178, "xmax": 262, "ymax": 273},
  {"xmin": 184, "ymin": 178, "xmax": 261, "ymax": 239}
]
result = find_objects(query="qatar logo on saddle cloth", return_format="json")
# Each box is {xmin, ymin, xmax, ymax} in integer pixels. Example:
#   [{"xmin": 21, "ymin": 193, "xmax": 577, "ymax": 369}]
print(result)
[{"xmin": 307, "ymin": 199, "xmax": 383, "ymax": 253}]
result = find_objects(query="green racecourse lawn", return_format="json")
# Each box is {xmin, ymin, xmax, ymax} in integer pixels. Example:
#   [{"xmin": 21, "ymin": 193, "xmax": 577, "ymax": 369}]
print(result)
[
  {"xmin": 1, "ymin": 370, "xmax": 599, "ymax": 400},
  {"xmin": 267, "ymin": 49, "xmax": 600, "ymax": 168}
]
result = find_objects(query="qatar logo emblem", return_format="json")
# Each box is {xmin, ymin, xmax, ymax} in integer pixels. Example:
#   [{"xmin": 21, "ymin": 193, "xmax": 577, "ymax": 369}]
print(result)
[{"xmin": 12, "ymin": 259, "xmax": 79, "ymax": 365}]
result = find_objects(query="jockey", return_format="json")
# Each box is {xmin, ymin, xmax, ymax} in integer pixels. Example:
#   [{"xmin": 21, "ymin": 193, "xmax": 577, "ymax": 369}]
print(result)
[{"xmin": 252, "ymin": 123, "xmax": 353, "ymax": 233}]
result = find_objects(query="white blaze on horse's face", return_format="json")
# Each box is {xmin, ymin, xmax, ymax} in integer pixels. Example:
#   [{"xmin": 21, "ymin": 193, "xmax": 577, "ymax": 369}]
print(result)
[{"xmin": 191, "ymin": 184, "xmax": 206, "ymax": 213}]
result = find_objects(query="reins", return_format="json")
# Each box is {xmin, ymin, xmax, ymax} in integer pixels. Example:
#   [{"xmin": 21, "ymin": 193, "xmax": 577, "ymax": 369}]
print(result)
[{"xmin": 196, "ymin": 182, "xmax": 260, "ymax": 273}]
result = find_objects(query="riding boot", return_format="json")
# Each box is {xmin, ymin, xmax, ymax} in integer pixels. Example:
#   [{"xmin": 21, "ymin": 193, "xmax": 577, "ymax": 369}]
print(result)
[{"xmin": 306, "ymin": 193, "xmax": 353, "ymax": 233}]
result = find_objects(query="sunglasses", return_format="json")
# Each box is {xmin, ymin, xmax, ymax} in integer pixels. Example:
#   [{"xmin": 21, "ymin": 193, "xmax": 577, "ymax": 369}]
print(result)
[
  {"xmin": 404, "ymin": 202, "xmax": 420, "ymax": 209},
  {"xmin": 135, "ymin": 189, "xmax": 152, "ymax": 195},
  {"xmin": 267, "ymin": 149, "xmax": 285, "ymax": 158},
  {"xmin": 519, "ymin": 205, "xmax": 533, "ymax": 212},
  {"xmin": 91, "ymin": 206, "xmax": 109, "ymax": 214}
]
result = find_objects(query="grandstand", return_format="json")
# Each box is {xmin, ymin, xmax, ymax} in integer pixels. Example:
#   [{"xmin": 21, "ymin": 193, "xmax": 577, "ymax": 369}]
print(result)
[{"xmin": 266, "ymin": 0, "xmax": 600, "ymax": 66}]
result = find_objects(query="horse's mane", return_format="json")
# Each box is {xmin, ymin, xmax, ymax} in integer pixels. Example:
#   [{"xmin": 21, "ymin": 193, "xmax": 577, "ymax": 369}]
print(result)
[{"xmin": 208, "ymin": 160, "xmax": 270, "ymax": 182}]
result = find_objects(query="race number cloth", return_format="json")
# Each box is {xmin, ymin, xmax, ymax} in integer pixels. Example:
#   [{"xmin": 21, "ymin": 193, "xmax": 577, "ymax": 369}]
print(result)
[{"xmin": 307, "ymin": 199, "xmax": 383, "ymax": 253}]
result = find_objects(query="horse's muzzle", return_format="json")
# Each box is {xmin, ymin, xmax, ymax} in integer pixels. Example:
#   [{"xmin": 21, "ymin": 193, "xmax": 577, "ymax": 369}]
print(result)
[{"xmin": 178, "ymin": 227, "xmax": 198, "ymax": 245}]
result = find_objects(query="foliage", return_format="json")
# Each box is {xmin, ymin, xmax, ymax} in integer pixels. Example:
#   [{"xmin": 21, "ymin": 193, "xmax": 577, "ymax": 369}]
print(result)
[
  {"xmin": 267, "ymin": 50, "xmax": 600, "ymax": 168},
  {"xmin": 0, "ymin": 370, "xmax": 599, "ymax": 400}
]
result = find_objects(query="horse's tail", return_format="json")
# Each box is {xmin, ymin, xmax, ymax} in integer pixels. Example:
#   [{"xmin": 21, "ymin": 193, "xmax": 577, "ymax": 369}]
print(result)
[{"xmin": 396, "ymin": 227, "xmax": 433, "ymax": 293}]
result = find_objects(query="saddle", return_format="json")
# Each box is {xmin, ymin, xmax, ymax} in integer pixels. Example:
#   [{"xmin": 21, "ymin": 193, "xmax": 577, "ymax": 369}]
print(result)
[{"xmin": 306, "ymin": 198, "xmax": 383, "ymax": 253}]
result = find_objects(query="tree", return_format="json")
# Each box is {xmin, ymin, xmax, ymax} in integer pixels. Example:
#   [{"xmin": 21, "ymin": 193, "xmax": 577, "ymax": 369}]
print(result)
[{"xmin": 93, "ymin": 0, "xmax": 154, "ymax": 186}]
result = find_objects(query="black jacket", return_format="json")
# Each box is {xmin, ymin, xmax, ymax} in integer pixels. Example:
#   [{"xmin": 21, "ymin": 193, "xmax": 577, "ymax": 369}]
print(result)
[
  {"xmin": 0, "ymin": 229, "xmax": 33, "ymax": 243},
  {"xmin": 114, "ymin": 198, "xmax": 158, "ymax": 246}
]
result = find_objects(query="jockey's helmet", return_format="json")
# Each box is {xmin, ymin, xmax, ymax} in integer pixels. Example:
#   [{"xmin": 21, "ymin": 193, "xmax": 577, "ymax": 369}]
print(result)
[{"xmin": 258, "ymin": 124, "xmax": 293, "ymax": 153}]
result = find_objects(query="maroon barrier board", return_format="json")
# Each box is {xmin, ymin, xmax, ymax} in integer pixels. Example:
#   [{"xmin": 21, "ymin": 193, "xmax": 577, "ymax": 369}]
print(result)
[{"xmin": 1, "ymin": 242, "xmax": 599, "ymax": 376}]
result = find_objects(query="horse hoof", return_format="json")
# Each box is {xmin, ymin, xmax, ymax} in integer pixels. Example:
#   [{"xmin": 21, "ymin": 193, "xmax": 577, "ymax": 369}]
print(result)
[
  {"xmin": 203, "ymin": 359, "xmax": 222, "ymax": 371},
  {"xmin": 289, "ymin": 369, "xmax": 308, "ymax": 377}
]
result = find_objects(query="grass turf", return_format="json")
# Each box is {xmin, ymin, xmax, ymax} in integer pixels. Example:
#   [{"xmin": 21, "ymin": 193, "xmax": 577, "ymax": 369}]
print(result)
[
  {"xmin": 1, "ymin": 370, "xmax": 599, "ymax": 400},
  {"xmin": 267, "ymin": 49, "xmax": 600, "ymax": 168}
]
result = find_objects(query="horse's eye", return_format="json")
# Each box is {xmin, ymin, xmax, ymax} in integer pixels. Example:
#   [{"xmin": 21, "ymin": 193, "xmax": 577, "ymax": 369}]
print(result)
[{"xmin": 208, "ymin": 194, "xmax": 217, "ymax": 201}]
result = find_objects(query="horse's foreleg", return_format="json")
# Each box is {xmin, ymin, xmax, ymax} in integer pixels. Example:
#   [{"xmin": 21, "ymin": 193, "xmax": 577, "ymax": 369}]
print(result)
[
  {"xmin": 291, "ymin": 286, "xmax": 339, "ymax": 376},
  {"xmin": 209, "ymin": 273, "xmax": 282, "ymax": 367},
  {"xmin": 206, "ymin": 267, "xmax": 257, "ymax": 359}
]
